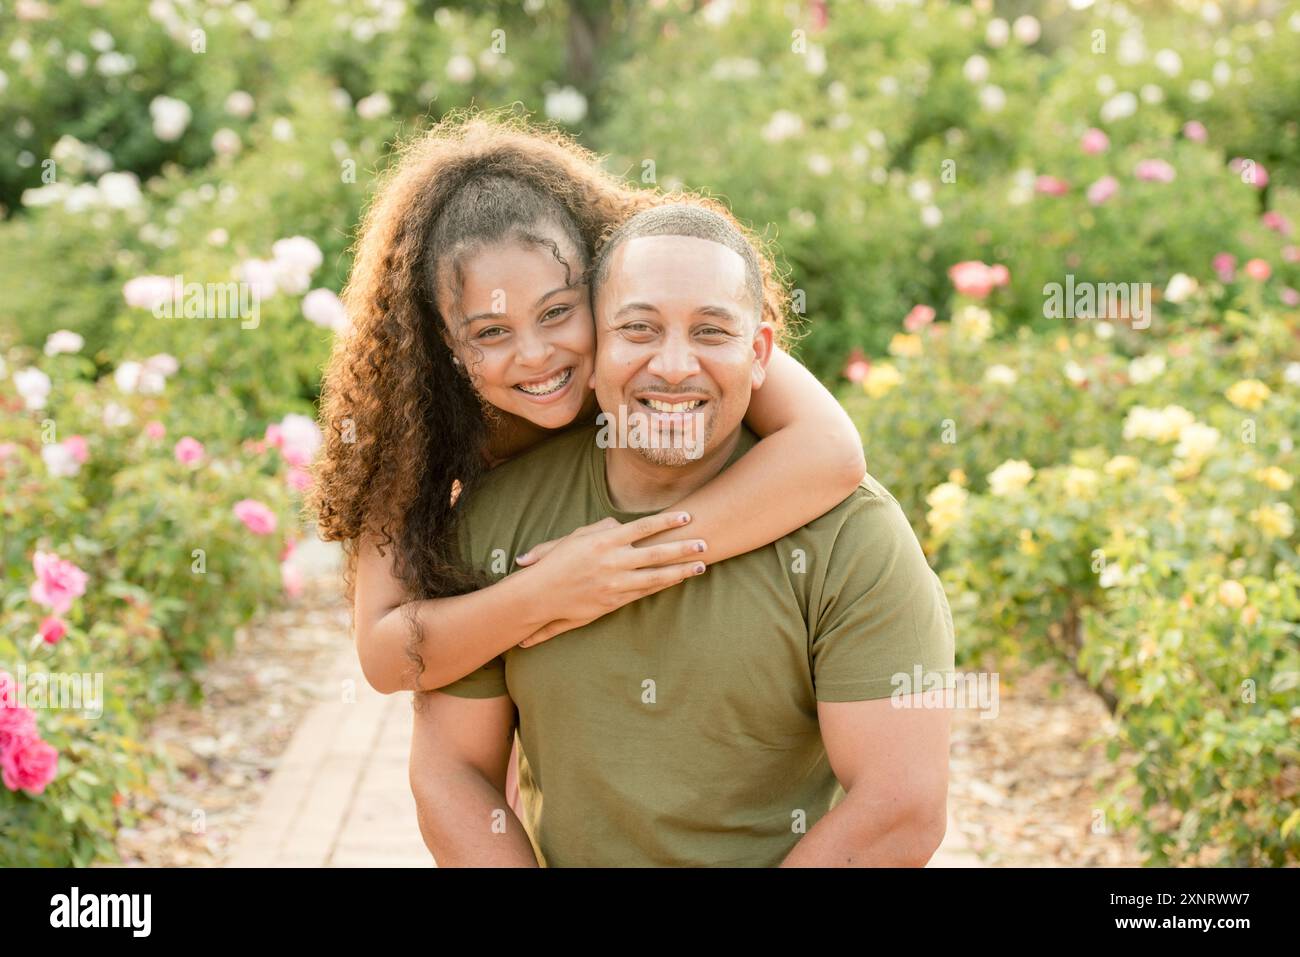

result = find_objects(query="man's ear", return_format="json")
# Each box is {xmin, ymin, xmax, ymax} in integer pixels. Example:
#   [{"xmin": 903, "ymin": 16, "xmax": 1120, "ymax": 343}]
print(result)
[{"xmin": 750, "ymin": 321, "xmax": 775, "ymax": 390}]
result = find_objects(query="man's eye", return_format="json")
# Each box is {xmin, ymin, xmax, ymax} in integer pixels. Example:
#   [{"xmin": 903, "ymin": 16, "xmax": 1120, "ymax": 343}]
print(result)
[
  {"xmin": 697, "ymin": 327, "xmax": 727, "ymax": 337},
  {"xmin": 623, "ymin": 322, "xmax": 654, "ymax": 333}
]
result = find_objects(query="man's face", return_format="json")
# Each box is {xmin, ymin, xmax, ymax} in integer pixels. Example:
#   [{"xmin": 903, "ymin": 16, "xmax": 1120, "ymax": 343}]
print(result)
[{"xmin": 594, "ymin": 234, "xmax": 773, "ymax": 466}]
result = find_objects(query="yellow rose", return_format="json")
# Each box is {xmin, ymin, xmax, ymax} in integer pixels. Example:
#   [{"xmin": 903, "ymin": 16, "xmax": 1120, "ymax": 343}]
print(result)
[
  {"xmin": 954, "ymin": 305, "xmax": 993, "ymax": 343},
  {"xmin": 925, "ymin": 482, "xmax": 968, "ymax": 539},
  {"xmin": 988, "ymin": 459, "xmax": 1035, "ymax": 496},
  {"xmin": 1217, "ymin": 579, "xmax": 1247, "ymax": 609},
  {"xmin": 1252, "ymin": 466, "xmax": 1293, "ymax": 491},
  {"xmin": 862, "ymin": 362, "xmax": 902, "ymax": 399},
  {"xmin": 1064, "ymin": 466, "xmax": 1100, "ymax": 500},
  {"xmin": 1241, "ymin": 605, "xmax": 1260, "ymax": 628},
  {"xmin": 1249, "ymin": 502, "xmax": 1295, "ymax": 538},
  {"xmin": 1017, "ymin": 528, "xmax": 1039, "ymax": 556},
  {"xmin": 1103, "ymin": 455, "xmax": 1139, "ymax": 478},
  {"xmin": 888, "ymin": 333, "xmax": 923, "ymax": 358},
  {"xmin": 1225, "ymin": 378, "xmax": 1271, "ymax": 411},
  {"xmin": 947, "ymin": 468, "xmax": 968, "ymax": 487}
]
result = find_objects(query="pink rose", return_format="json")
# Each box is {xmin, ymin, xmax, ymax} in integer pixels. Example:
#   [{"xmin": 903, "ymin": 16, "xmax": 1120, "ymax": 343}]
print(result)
[
  {"xmin": 1182, "ymin": 121, "xmax": 1207, "ymax": 143},
  {"xmin": 0, "ymin": 671, "xmax": 16, "ymax": 709},
  {"xmin": 1244, "ymin": 259, "xmax": 1271, "ymax": 281},
  {"xmin": 0, "ymin": 442, "xmax": 17, "ymax": 463},
  {"xmin": 842, "ymin": 348, "xmax": 869, "ymax": 384},
  {"xmin": 1262, "ymin": 211, "xmax": 1292, "ymax": 236},
  {"xmin": 0, "ymin": 708, "xmax": 36, "ymax": 755},
  {"xmin": 1080, "ymin": 128, "xmax": 1109, "ymax": 155},
  {"xmin": 233, "ymin": 499, "xmax": 277, "ymax": 535},
  {"xmin": 264, "ymin": 423, "xmax": 284, "ymax": 448},
  {"xmin": 988, "ymin": 264, "xmax": 1010, "ymax": 287},
  {"xmin": 63, "ymin": 435, "xmax": 89, "ymax": 464},
  {"xmin": 0, "ymin": 674, "xmax": 37, "ymax": 754},
  {"xmin": 1135, "ymin": 159, "xmax": 1176, "ymax": 183},
  {"xmin": 29, "ymin": 551, "xmax": 88, "ymax": 616},
  {"xmin": 948, "ymin": 260, "xmax": 996, "ymax": 298},
  {"xmin": 1229, "ymin": 157, "xmax": 1268, "ymax": 188},
  {"xmin": 1283, "ymin": 246, "xmax": 1300, "ymax": 264},
  {"xmin": 1035, "ymin": 175, "xmax": 1070, "ymax": 196},
  {"xmin": 903, "ymin": 304, "xmax": 935, "ymax": 332},
  {"xmin": 1, "ymin": 735, "xmax": 58, "ymax": 795},
  {"xmin": 279, "ymin": 538, "xmax": 298, "ymax": 563},
  {"xmin": 145, "ymin": 421, "xmax": 166, "ymax": 440},
  {"xmin": 1087, "ymin": 176, "xmax": 1118, "ymax": 206},
  {"xmin": 38, "ymin": 616, "xmax": 67, "ymax": 645},
  {"xmin": 287, "ymin": 467, "xmax": 313, "ymax": 492},
  {"xmin": 281, "ymin": 444, "xmax": 312, "ymax": 468},
  {"xmin": 1213, "ymin": 252, "xmax": 1237, "ymax": 282},
  {"xmin": 281, "ymin": 562, "xmax": 303, "ymax": 598},
  {"xmin": 1281, "ymin": 287, "xmax": 1300, "ymax": 307},
  {"xmin": 174, "ymin": 436, "xmax": 205, "ymax": 466}
]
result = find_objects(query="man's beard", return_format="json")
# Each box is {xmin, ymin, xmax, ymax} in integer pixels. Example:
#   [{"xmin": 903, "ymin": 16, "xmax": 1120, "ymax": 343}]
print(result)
[{"xmin": 632, "ymin": 412, "xmax": 714, "ymax": 467}]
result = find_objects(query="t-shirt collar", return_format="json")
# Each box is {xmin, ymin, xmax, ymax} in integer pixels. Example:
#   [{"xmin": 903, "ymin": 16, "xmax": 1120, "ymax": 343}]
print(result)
[{"xmin": 587, "ymin": 421, "xmax": 760, "ymax": 521}]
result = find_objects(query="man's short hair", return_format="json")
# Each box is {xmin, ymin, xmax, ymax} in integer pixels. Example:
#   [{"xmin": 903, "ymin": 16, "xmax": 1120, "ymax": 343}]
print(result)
[{"xmin": 590, "ymin": 203, "xmax": 764, "ymax": 324}]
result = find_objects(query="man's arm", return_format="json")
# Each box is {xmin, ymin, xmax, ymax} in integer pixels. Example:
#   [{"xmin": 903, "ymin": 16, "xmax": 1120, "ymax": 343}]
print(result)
[
  {"xmin": 781, "ymin": 694, "xmax": 951, "ymax": 867},
  {"xmin": 408, "ymin": 690, "xmax": 539, "ymax": 866}
]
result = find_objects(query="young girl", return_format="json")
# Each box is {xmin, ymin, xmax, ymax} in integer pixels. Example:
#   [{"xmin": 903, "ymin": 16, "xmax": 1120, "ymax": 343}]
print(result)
[{"xmin": 309, "ymin": 112, "xmax": 866, "ymax": 812}]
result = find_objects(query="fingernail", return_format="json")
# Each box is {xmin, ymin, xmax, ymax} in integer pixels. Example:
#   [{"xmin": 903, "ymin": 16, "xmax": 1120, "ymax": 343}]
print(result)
[
  {"xmin": 679, "ymin": 513, "xmax": 691, "ymax": 523},
  {"xmin": 694, "ymin": 541, "xmax": 705, "ymax": 552},
  {"xmin": 694, "ymin": 563, "xmax": 706, "ymax": 574}
]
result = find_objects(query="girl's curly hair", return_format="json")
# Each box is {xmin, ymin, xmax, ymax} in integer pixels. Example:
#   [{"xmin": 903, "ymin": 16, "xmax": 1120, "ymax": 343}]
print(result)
[{"xmin": 307, "ymin": 108, "xmax": 792, "ymax": 680}]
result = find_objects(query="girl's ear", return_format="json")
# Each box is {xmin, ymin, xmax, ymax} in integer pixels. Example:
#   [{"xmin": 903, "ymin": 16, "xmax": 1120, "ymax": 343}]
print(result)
[{"xmin": 750, "ymin": 322, "xmax": 775, "ymax": 390}]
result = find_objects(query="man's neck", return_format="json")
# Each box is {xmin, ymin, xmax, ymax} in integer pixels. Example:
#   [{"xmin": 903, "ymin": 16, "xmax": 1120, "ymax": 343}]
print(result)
[{"xmin": 604, "ymin": 427, "xmax": 742, "ymax": 513}]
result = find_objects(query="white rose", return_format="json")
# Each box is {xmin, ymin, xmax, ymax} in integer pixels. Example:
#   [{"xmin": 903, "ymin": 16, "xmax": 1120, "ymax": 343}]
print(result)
[
  {"xmin": 225, "ymin": 90, "xmax": 255, "ymax": 118},
  {"xmin": 42, "ymin": 443, "xmax": 80, "ymax": 478},
  {"xmin": 14, "ymin": 367, "xmax": 52, "ymax": 409},
  {"xmin": 44, "ymin": 330, "xmax": 84, "ymax": 356},
  {"xmin": 302, "ymin": 288, "xmax": 348, "ymax": 331},
  {"xmin": 96, "ymin": 171, "xmax": 142, "ymax": 209},
  {"xmin": 544, "ymin": 86, "xmax": 588, "ymax": 124},
  {"xmin": 1164, "ymin": 273, "xmax": 1198, "ymax": 303},
  {"xmin": 149, "ymin": 95, "xmax": 192, "ymax": 142}
]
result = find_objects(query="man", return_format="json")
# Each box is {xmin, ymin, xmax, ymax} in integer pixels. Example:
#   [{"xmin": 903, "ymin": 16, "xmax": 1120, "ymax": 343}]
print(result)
[{"xmin": 409, "ymin": 203, "xmax": 956, "ymax": 867}]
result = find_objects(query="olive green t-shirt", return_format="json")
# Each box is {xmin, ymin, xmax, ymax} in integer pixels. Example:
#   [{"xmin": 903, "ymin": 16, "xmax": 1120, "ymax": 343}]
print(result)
[{"xmin": 440, "ymin": 423, "xmax": 955, "ymax": 867}]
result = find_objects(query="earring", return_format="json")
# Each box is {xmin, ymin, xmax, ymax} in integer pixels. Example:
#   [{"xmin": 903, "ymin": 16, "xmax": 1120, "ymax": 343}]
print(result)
[{"xmin": 451, "ymin": 356, "xmax": 461, "ymax": 366}]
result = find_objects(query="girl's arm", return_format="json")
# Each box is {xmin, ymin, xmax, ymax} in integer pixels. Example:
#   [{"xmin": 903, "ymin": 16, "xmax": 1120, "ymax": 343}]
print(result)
[
  {"xmin": 354, "ymin": 511, "xmax": 708, "ymax": 694},
  {"xmin": 581, "ymin": 345, "xmax": 866, "ymax": 561}
]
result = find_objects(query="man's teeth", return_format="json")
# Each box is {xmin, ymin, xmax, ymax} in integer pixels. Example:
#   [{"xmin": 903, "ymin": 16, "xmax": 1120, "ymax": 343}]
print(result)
[
  {"xmin": 643, "ymin": 398, "xmax": 703, "ymax": 413},
  {"xmin": 516, "ymin": 368, "xmax": 572, "ymax": 395}
]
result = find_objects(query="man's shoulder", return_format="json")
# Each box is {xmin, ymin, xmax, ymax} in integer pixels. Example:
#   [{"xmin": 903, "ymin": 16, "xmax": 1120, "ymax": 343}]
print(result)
[{"xmin": 787, "ymin": 471, "xmax": 926, "ymax": 561}]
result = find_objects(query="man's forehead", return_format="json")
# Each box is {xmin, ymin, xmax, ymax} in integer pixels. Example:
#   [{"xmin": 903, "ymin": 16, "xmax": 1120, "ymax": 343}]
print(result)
[
  {"xmin": 612, "ymin": 234, "xmax": 746, "ymax": 272},
  {"xmin": 604, "ymin": 234, "xmax": 751, "ymax": 308}
]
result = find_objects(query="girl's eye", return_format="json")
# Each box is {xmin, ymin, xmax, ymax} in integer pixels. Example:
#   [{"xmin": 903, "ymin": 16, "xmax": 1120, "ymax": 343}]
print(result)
[
  {"xmin": 542, "ymin": 305, "xmax": 572, "ymax": 322},
  {"xmin": 476, "ymin": 326, "xmax": 507, "ymax": 340}
]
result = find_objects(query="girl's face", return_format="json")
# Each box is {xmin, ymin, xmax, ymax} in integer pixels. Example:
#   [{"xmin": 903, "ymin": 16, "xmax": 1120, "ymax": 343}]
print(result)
[{"xmin": 439, "ymin": 232, "xmax": 595, "ymax": 431}]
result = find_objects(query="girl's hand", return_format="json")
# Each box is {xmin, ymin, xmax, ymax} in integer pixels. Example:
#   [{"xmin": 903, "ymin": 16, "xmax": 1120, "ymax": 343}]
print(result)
[{"xmin": 513, "ymin": 512, "xmax": 708, "ymax": 648}]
